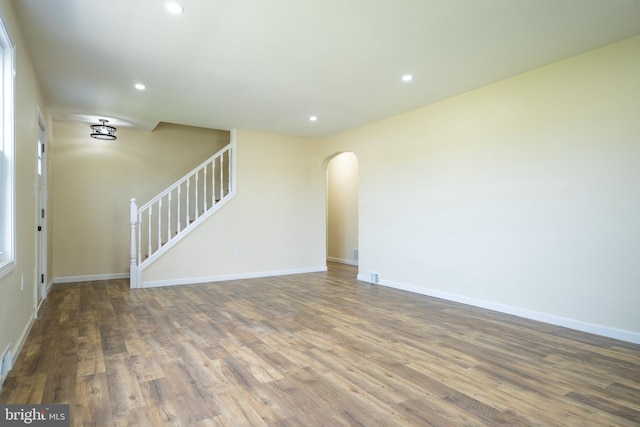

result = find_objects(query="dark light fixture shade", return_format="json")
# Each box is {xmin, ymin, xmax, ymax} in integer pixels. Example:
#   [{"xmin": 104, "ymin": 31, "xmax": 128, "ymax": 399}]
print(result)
[{"xmin": 90, "ymin": 119, "xmax": 117, "ymax": 140}]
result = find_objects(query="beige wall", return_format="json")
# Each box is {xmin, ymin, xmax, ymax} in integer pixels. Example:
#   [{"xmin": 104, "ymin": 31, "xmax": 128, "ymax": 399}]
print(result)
[
  {"xmin": 142, "ymin": 130, "xmax": 326, "ymax": 284},
  {"xmin": 327, "ymin": 152, "xmax": 358, "ymax": 264},
  {"xmin": 0, "ymin": 0, "xmax": 53, "ymax": 370},
  {"xmin": 142, "ymin": 36, "xmax": 639, "ymax": 340},
  {"xmin": 318, "ymin": 35, "xmax": 640, "ymax": 339},
  {"xmin": 52, "ymin": 121, "xmax": 229, "ymax": 279}
]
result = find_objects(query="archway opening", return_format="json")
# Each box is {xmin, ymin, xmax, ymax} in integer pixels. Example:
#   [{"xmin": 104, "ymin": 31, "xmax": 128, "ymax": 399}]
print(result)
[{"xmin": 326, "ymin": 152, "xmax": 359, "ymax": 268}]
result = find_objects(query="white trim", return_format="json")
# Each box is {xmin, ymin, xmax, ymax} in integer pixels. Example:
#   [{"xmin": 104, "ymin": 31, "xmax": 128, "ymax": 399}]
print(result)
[
  {"xmin": 138, "ymin": 193, "xmax": 236, "ymax": 270},
  {"xmin": 0, "ymin": 260, "xmax": 15, "ymax": 278},
  {"xmin": 16, "ymin": 314, "xmax": 35, "ymax": 357},
  {"xmin": 53, "ymin": 273, "xmax": 129, "ymax": 284},
  {"xmin": 35, "ymin": 110, "xmax": 48, "ymax": 302},
  {"xmin": 143, "ymin": 266, "xmax": 327, "ymax": 288},
  {"xmin": 0, "ymin": 16, "xmax": 15, "ymax": 280},
  {"xmin": 357, "ymin": 275, "xmax": 640, "ymax": 345},
  {"xmin": 136, "ymin": 137, "xmax": 237, "ymax": 274},
  {"xmin": 327, "ymin": 256, "xmax": 358, "ymax": 266},
  {"xmin": 230, "ymin": 129, "xmax": 237, "ymax": 195},
  {"xmin": 0, "ymin": 314, "xmax": 33, "ymax": 388},
  {"xmin": 0, "ymin": 344, "xmax": 10, "ymax": 385}
]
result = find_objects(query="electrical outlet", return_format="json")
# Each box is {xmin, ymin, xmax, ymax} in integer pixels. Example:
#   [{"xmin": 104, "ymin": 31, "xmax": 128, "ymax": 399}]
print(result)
[
  {"xmin": 233, "ymin": 244, "xmax": 241, "ymax": 254},
  {"xmin": 369, "ymin": 272, "xmax": 380, "ymax": 284}
]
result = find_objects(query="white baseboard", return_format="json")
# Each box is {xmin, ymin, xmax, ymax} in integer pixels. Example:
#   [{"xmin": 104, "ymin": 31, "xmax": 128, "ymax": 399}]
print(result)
[
  {"xmin": 1, "ymin": 310, "xmax": 36, "ymax": 387},
  {"xmin": 53, "ymin": 273, "xmax": 129, "ymax": 284},
  {"xmin": 357, "ymin": 274, "xmax": 640, "ymax": 345},
  {"xmin": 0, "ymin": 345, "xmax": 10, "ymax": 386},
  {"xmin": 13, "ymin": 314, "xmax": 35, "ymax": 368},
  {"xmin": 327, "ymin": 257, "xmax": 358, "ymax": 266},
  {"xmin": 143, "ymin": 266, "xmax": 328, "ymax": 288}
]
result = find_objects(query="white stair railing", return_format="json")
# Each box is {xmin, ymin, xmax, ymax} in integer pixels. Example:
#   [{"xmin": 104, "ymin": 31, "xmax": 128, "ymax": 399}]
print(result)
[{"xmin": 130, "ymin": 137, "xmax": 236, "ymax": 288}]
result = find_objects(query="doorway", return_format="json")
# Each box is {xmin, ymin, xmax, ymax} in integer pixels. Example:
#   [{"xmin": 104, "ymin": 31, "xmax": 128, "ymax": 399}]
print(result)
[
  {"xmin": 35, "ymin": 115, "xmax": 48, "ymax": 313},
  {"xmin": 326, "ymin": 152, "xmax": 359, "ymax": 266}
]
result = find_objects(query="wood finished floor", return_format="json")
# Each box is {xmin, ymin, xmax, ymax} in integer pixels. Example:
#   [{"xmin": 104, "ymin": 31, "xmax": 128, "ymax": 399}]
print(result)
[{"xmin": 1, "ymin": 263, "xmax": 639, "ymax": 426}]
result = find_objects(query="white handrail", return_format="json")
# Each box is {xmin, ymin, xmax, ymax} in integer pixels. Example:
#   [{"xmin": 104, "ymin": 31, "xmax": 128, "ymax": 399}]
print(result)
[
  {"xmin": 139, "ymin": 142, "xmax": 233, "ymax": 211},
  {"xmin": 130, "ymin": 137, "xmax": 236, "ymax": 288}
]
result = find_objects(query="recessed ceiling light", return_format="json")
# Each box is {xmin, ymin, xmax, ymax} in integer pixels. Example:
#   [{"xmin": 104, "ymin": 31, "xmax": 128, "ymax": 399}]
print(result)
[
  {"xmin": 309, "ymin": 116, "xmax": 318, "ymax": 122},
  {"xmin": 166, "ymin": 2, "xmax": 184, "ymax": 14},
  {"xmin": 134, "ymin": 83, "xmax": 146, "ymax": 90},
  {"xmin": 402, "ymin": 74, "xmax": 413, "ymax": 82}
]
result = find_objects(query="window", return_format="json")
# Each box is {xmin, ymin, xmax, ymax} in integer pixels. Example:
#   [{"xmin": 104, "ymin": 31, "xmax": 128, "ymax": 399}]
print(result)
[{"xmin": 0, "ymin": 16, "xmax": 15, "ymax": 277}]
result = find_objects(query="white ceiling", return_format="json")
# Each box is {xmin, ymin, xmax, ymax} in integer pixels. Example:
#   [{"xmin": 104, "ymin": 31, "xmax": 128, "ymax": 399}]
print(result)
[{"xmin": 12, "ymin": 0, "xmax": 640, "ymax": 139}]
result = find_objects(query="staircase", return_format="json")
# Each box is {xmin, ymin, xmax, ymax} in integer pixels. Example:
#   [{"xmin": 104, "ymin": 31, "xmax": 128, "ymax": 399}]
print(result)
[{"xmin": 129, "ymin": 134, "xmax": 236, "ymax": 288}]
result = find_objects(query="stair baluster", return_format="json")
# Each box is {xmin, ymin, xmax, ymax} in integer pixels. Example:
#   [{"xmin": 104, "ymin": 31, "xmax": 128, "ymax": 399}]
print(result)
[
  {"xmin": 167, "ymin": 192, "xmax": 172, "ymax": 242},
  {"xmin": 203, "ymin": 163, "xmax": 208, "ymax": 211},
  {"xmin": 220, "ymin": 151, "xmax": 224, "ymax": 200},
  {"xmin": 157, "ymin": 198, "xmax": 162, "ymax": 249},
  {"xmin": 177, "ymin": 185, "xmax": 181, "ymax": 232},
  {"xmin": 186, "ymin": 177, "xmax": 190, "ymax": 226},
  {"xmin": 195, "ymin": 172, "xmax": 199, "ymax": 221},
  {"xmin": 130, "ymin": 138, "xmax": 236, "ymax": 288},
  {"xmin": 147, "ymin": 207, "xmax": 152, "ymax": 259}
]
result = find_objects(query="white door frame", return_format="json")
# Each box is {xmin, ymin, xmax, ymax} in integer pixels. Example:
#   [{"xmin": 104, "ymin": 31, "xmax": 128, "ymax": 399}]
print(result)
[{"xmin": 35, "ymin": 111, "xmax": 48, "ymax": 314}]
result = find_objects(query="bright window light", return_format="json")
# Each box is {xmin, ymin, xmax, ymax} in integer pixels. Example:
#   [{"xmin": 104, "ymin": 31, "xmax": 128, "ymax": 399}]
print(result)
[{"xmin": 0, "ymin": 14, "xmax": 15, "ymax": 277}]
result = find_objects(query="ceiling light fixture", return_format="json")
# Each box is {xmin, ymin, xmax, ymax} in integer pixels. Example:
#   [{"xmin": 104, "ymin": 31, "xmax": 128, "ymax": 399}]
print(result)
[
  {"xmin": 90, "ymin": 119, "xmax": 117, "ymax": 140},
  {"xmin": 309, "ymin": 116, "xmax": 318, "ymax": 122},
  {"xmin": 134, "ymin": 83, "xmax": 146, "ymax": 90},
  {"xmin": 166, "ymin": 2, "xmax": 184, "ymax": 14},
  {"xmin": 402, "ymin": 74, "xmax": 413, "ymax": 82}
]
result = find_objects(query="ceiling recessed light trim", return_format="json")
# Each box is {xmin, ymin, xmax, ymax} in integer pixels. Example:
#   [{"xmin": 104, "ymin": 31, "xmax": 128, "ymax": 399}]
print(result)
[
  {"xmin": 166, "ymin": 2, "xmax": 184, "ymax": 14},
  {"xmin": 402, "ymin": 74, "xmax": 413, "ymax": 82},
  {"xmin": 309, "ymin": 116, "xmax": 318, "ymax": 122},
  {"xmin": 134, "ymin": 83, "xmax": 146, "ymax": 90}
]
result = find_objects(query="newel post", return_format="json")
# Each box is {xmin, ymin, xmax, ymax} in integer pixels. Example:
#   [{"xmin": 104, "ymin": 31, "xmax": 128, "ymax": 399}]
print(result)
[{"xmin": 130, "ymin": 198, "xmax": 138, "ymax": 289}]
